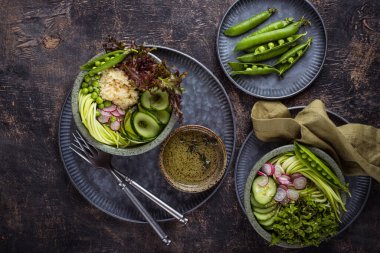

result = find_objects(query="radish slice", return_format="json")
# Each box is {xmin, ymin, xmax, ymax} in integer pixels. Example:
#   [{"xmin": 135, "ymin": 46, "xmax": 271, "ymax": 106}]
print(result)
[
  {"xmin": 257, "ymin": 171, "xmax": 266, "ymax": 176},
  {"xmin": 274, "ymin": 165, "xmax": 283, "ymax": 177},
  {"xmin": 117, "ymin": 107, "xmax": 126, "ymax": 116},
  {"xmin": 286, "ymin": 189, "xmax": 300, "ymax": 201},
  {"xmin": 261, "ymin": 163, "xmax": 274, "ymax": 175},
  {"xmin": 274, "ymin": 188, "xmax": 287, "ymax": 202},
  {"xmin": 280, "ymin": 196, "xmax": 290, "ymax": 205},
  {"xmin": 291, "ymin": 173, "xmax": 304, "ymax": 180},
  {"xmin": 279, "ymin": 184, "xmax": 288, "ymax": 191},
  {"xmin": 97, "ymin": 115, "xmax": 110, "ymax": 123},
  {"xmin": 99, "ymin": 110, "xmax": 112, "ymax": 117},
  {"xmin": 111, "ymin": 110, "xmax": 121, "ymax": 117},
  {"xmin": 103, "ymin": 105, "xmax": 117, "ymax": 112},
  {"xmin": 257, "ymin": 175, "xmax": 269, "ymax": 187},
  {"xmin": 277, "ymin": 175, "xmax": 292, "ymax": 185},
  {"xmin": 280, "ymin": 175, "xmax": 291, "ymax": 181},
  {"xmin": 293, "ymin": 177, "xmax": 307, "ymax": 190},
  {"xmin": 110, "ymin": 121, "xmax": 121, "ymax": 131}
]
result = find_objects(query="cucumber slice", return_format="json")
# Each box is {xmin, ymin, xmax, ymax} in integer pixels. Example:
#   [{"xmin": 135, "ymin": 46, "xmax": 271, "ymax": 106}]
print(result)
[
  {"xmin": 259, "ymin": 211, "xmax": 278, "ymax": 227},
  {"xmin": 252, "ymin": 177, "xmax": 277, "ymax": 205},
  {"xmin": 254, "ymin": 208, "xmax": 277, "ymax": 221},
  {"xmin": 141, "ymin": 91, "xmax": 152, "ymax": 109},
  {"xmin": 250, "ymin": 195, "xmax": 276, "ymax": 208},
  {"xmin": 253, "ymin": 204, "xmax": 277, "ymax": 214},
  {"xmin": 132, "ymin": 112, "xmax": 161, "ymax": 139},
  {"xmin": 150, "ymin": 90, "xmax": 169, "ymax": 110},
  {"xmin": 124, "ymin": 112, "xmax": 139, "ymax": 136},
  {"xmin": 156, "ymin": 110, "xmax": 170, "ymax": 124},
  {"xmin": 138, "ymin": 104, "xmax": 160, "ymax": 124}
]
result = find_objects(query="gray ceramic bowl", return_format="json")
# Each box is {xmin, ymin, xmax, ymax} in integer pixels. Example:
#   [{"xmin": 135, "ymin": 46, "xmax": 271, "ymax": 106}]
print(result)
[
  {"xmin": 243, "ymin": 144, "xmax": 347, "ymax": 248},
  {"xmin": 71, "ymin": 52, "xmax": 177, "ymax": 156}
]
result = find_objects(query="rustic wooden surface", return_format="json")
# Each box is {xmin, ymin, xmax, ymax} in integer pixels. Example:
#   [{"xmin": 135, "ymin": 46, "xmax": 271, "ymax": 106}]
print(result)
[{"xmin": 0, "ymin": 0, "xmax": 379, "ymax": 252}]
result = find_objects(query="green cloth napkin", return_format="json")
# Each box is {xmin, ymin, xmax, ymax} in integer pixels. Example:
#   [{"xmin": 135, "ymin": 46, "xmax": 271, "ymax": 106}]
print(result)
[{"xmin": 251, "ymin": 100, "xmax": 380, "ymax": 182}]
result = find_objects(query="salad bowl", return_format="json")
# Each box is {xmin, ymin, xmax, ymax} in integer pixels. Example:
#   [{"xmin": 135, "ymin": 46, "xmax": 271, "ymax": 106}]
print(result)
[{"xmin": 244, "ymin": 144, "xmax": 347, "ymax": 248}]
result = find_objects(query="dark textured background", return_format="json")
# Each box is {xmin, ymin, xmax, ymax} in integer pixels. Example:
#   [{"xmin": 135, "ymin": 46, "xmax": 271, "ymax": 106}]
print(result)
[{"xmin": 0, "ymin": 0, "xmax": 379, "ymax": 252}]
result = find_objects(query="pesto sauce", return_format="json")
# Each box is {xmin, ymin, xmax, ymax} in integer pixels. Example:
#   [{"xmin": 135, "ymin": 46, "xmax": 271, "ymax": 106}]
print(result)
[{"xmin": 162, "ymin": 130, "xmax": 223, "ymax": 184}]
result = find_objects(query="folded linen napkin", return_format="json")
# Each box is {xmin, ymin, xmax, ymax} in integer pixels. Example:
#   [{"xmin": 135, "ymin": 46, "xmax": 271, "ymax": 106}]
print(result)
[{"xmin": 251, "ymin": 100, "xmax": 380, "ymax": 182}]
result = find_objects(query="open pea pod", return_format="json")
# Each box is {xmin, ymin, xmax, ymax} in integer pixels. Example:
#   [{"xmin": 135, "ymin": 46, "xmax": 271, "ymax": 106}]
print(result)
[
  {"xmin": 274, "ymin": 37, "xmax": 312, "ymax": 75},
  {"xmin": 236, "ymin": 45, "xmax": 292, "ymax": 63},
  {"xmin": 294, "ymin": 141, "xmax": 349, "ymax": 193},
  {"xmin": 245, "ymin": 32, "xmax": 307, "ymax": 54},
  {"xmin": 228, "ymin": 62, "xmax": 279, "ymax": 76}
]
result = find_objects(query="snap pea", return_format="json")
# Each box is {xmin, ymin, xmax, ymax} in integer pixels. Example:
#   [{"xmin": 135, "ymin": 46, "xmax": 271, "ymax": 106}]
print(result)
[
  {"xmin": 80, "ymin": 50, "xmax": 125, "ymax": 70},
  {"xmin": 245, "ymin": 32, "xmax": 307, "ymax": 54},
  {"xmin": 234, "ymin": 17, "xmax": 309, "ymax": 51},
  {"xmin": 236, "ymin": 45, "xmax": 291, "ymax": 63},
  {"xmin": 245, "ymin": 17, "xmax": 294, "ymax": 38},
  {"xmin": 294, "ymin": 142, "xmax": 349, "ymax": 193},
  {"xmin": 274, "ymin": 37, "xmax": 312, "ymax": 75},
  {"xmin": 228, "ymin": 62, "xmax": 279, "ymax": 76},
  {"xmin": 224, "ymin": 8, "xmax": 277, "ymax": 37}
]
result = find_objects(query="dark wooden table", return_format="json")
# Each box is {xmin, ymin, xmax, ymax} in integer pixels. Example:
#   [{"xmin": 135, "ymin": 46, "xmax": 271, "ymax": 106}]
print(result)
[{"xmin": 1, "ymin": 0, "xmax": 379, "ymax": 252}]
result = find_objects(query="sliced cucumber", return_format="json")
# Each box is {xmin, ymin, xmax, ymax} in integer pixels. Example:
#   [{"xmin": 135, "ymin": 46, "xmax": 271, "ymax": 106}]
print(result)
[
  {"xmin": 254, "ymin": 208, "xmax": 277, "ymax": 221},
  {"xmin": 252, "ymin": 177, "xmax": 277, "ymax": 205},
  {"xmin": 156, "ymin": 110, "xmax": 171, "ymax": 124},
  {"xmin": 137, "ymin": 103, "xmax": 160, "ymax": 124},
  {"xmin": 250, "ymin": 194, "xmax": 276, "ymax": 208},
  {"xmin": 253, "ymin": 204, "xmax": 277, "ymax": 214},
  {"xmin": 124, "ymin": 112, "xmax": 139, "ymax": 136},
  {"xmin": 150, "ymin": 90, "xmax": 169, "ymax": 110},
  {"xmin": 259, "ymin": 212, "xmax": 277, "ymax": 227},
  {"xmin": 141, "ymin": 91, "xmax": 152, "ymax": 109},
  {"xmin": 132, "ymin": 112, "xmax": 161, "ymax": 139}
]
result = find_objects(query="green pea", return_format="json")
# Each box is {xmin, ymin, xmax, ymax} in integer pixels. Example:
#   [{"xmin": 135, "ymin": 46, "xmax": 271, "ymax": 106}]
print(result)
[
  {"xmin": 89, "ymin": 72, "xmax": 94, "ymax": 77},
  {"xmin": 268, "ymin": 42, "xmax": 275, "ymax": 49},
  {"xmin": 95, "ymin": 61, "xmax": 101, "ymax": 66},
  {"xmin": 88, "ymin": 86, "xmax": 94, "ymax": 92},
  {"xmin": 82, "ymin": 88, "xmax": 89, "ymax": 94},
  {"xmin": 92, "ymin": 66, "xmax": 97, "ymax": 70},
  {"xmin": 104, "ymin": 101, "xmax": 112, "ymax": 107},
  {"xmin": 96, "ymin": 111, "xmax": 101, "ymax": 117},
  {"xmin": 263, "ymin": 66, "xmax": 269, "ymax": 69},
  {"xmin": 93, "ymin": 87, "xmax": 99, "ymax": 93},
  {"xmin": 288, "ymin": 57, "xmax": 295, "ymax": 64},
  {"xmin": 301, "ymin": 154, "xmax": 307, "ymax": 159},
  {"xmin": 110, "ymin": 116, "xmax": 116, "ymax": 122},
  {"xmin": 105, "ymin": 57, "xmax": 110, "ymax": 61},
  {"xmin": 287, "ymin": 37, "xmax": 294, "ymax": 42},
  {"xmin": 81, "ymin": 82, "xmax": 89, "ymax": 88},
  {"xmin": 252, "ymin": 65, "xmax": 258, "ymax": 70},
  {"xmin": 98, "ymin": 103, "xmax": 104, "ymax": 109},
  {"xmin": 93, "ymin": 81, "xmax": 99, "ymax": 87},
  {"xmin": 96, "ymin": 97, "xmax": 103, "ymax": 104},
  {"xmin": 84, "ymin": 76, "xmax": 91, "ymax": 83},
  {"xmin": 91, "ymin": 92, "xmax": 98, "ymax": 99},
  {"xmin": 258, "ymin": 46, "xmax": 266, "ymax": 52},
  {"xmin": 246, "ymin": 67, "xmax": 252, "ymax": 71},
  {"xmin": 101, "ymin": 61, "xmax": 106, "ymax": 65},
  {"xmin": 244, "ymin": 64, "xmax": 248, "ymax": 68},
  {"xmin": 278, "ymin": 39, "xmax": 285, "ymax": 45},
  {"xmin": 110, "ymin": 56, "xmax": 115, "ymax": 60},
  {"xmin": 95, "ymin": 75, "xmax": 100, "ymax": 80},
  {"xmin": 257, "ymin": 67, "xmax": 263, "ymax": 70},
  {"xmin": 310, "ymin": 162, "xmax": 316, "ymax": 167}
]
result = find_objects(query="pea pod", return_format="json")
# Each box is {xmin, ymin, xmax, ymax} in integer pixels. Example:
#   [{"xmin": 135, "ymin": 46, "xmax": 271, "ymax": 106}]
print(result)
[
  {"xmin": 245, "ymin": 17, "xmax": 294, "ymax": 38},
  {"xmin": 228, "ymin": 62, "xmax": 279, "ymax": 76},
  {"xmin": 294, "ymin": 141, "xmax": 349, "ymax": 193},
  {"xmin": 235, "ymin": 17, "xmax": 309, "ymax": 51},
  {"xmin": 274, "ymin": 38, "xmax": 312, "ymax": 75},
  {"xmin": 224, "ymin": 8, "xmax": 277, "ymax": 37},
  {"xmin": 245, "ymin": 32, "xmax": 307, "ymax": 54},
  {"xmin": 80, "ymin": 50, "xmax": 126, "ymax": 70},
  {"xmin": 236, "ymin": 45, "xmax": 291, "ymax": 63}
]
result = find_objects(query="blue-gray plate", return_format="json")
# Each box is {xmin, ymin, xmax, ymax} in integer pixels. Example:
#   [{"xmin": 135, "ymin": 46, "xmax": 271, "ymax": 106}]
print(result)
[
  {"xmin": 59, "ymin": 46, "xmax": 236, "ymax": 222},
  {"xmin": 235, "ymin": 107, "xmax": 371, "ymax": 246},
  {"xmin": 217, "ymin": 0, "xmax": 327, "ymax": 99}
]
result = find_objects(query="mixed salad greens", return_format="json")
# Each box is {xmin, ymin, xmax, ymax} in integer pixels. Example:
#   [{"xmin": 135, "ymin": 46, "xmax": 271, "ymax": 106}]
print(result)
[
  {"xmin": 77, "ymin": 37, "xmax": 187, "ymax": 147},
  {"xmin": 251, "ymin": 142, "xmax": 350, "ymax": 246}
]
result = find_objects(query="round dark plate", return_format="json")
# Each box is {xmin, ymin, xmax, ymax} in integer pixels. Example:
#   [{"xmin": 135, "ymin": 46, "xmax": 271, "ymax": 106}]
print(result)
[
  {"xmin": 235, "ymin": 107, "xmax": 372, "ymax": 243},
  {"xmin": 217, "ymin": 0, "xmax": 327, "ymax": 99},
  {"xmin": 59, "ymin": 46, "xmax": 236, "ymax": 223}
]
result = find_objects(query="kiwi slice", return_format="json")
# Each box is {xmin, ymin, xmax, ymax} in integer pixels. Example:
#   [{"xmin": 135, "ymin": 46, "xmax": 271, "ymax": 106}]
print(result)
[
  {"xmin": 156, "ymin": 110, "xmax": 170, "ymax": 124},
  {"xmin": 132, "ymin": 112, "xmax": 161, "ymax": 139},
  {"xmin": 150, "ymin": 90, "xmax": 169, "ymax": 111}
]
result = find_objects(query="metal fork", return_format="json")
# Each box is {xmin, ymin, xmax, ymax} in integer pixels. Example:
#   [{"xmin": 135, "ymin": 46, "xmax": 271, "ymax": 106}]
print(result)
[{"xmin": 70, "ymin": 131, "xmax": 187, "ymax": 245}]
